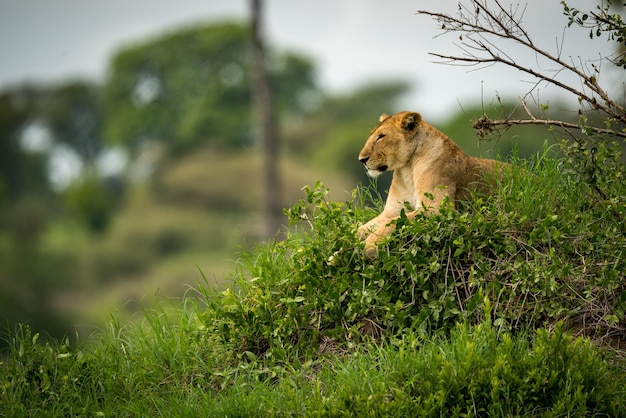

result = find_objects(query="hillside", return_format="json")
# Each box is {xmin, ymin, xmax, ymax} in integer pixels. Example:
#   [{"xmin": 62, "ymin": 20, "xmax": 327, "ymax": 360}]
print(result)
[{"xmin": 1, "ymin": 146, "xmax": 625, "ymax": 416}]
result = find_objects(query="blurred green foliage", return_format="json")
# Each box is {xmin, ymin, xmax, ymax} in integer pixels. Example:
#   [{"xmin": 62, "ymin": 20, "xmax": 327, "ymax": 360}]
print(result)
[
  {"xmin": 103, "ymin": 22, "xmax": 317, "ymax": 151},
  {"xmin": 63, "ymin": 174, "xmax": 113, "ymax": 233},
  {"xmin": 0, "ymin": 88, "xmax": 50, "ymax": 200},
  {"xmin": 0, "ymin": 21, "xmax": 401, "ymax": 345},
  {"xmin": 44, "ymin": 82, "xmax": 102, "ymax": 164}
]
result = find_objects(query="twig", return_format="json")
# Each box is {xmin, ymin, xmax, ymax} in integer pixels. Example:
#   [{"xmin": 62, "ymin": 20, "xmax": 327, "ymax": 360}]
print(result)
[{"xmin": 519, "ymin": 96, "xmax": 536, "ymax": 120}]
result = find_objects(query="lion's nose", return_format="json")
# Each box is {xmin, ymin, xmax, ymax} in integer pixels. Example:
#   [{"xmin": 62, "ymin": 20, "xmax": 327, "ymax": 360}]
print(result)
[{"xmin": 359, "ymin": 156, "xmax": 369, "ymax": 164}]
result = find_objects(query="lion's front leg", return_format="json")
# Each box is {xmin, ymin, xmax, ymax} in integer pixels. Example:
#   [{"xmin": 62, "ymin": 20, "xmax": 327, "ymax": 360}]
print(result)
[
  {"xmin": 357, "ymin": 216, "xmax": 382, "ymax": 240},
  {"xmin": 358, "ymin": 215, "xmax": 396, "ymax": 259},
  {"xmin": 363, "ymin": 222, "xmax": 397, "ymax": 258},
  {"xmin": 358, "ymin": 209, "xmax": 422, "ymax": 258}
]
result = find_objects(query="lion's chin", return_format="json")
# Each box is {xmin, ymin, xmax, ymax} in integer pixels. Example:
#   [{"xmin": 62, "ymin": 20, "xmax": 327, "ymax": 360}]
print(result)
[{"xmin": 365, "ymin": 165, "xmax": 388, "ymax": 178}]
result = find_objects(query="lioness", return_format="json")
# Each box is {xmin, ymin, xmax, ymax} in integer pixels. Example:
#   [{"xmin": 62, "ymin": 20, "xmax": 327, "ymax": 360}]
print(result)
[{"xmin": 357, "ymin": 111, "xmax": 505, "ymax": 258}]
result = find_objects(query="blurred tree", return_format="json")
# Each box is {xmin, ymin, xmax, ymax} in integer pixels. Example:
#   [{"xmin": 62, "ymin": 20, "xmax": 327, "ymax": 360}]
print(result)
[
  {"xmin": 0, "ymin": 82, "xmax": 114, "ymax": 348},
  {"xmin": 0, "ymin": 81, "xmax": 107, "ymax": 197},
  {"xmin": 42, "ymin": 82, "xmax": 102, "ymax": 167},
  {"xmin": 103, "ymin": 22, "xmax": 317, "ymax": 152},
  {"xmin": 64, "ymin": 174, "xmax": 113, "ymax": 233},
  {"xmin": 0, "ymin": 81, "xmax": 119, "ymax": 231},
  {"xmin": 0, "ymin": 87, "xmax": 49, "ymax": 203},
  {"xmin": 0, "ymin": 195, "xmax": 74, "ymax": 349},
  {"xmin": 250, "ymin": 0, "xmax": 282, "ymax": 239}
]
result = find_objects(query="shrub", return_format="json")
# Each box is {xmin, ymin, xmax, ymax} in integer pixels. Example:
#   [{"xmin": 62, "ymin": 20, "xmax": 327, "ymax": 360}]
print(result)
[
  {"xmin": 312, "ymin": 320, "xmax": 625, "ymax": 416},
  {"xmin": 203, "ymin": 146, "xmax": 626, "ymax": 360}
]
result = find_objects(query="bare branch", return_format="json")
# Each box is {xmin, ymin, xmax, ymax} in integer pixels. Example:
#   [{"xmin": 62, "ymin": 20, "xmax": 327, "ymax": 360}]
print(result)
[
  {"xmin": 428, "ymin": 50, "xmax": 608, "ymax": 115},
  {"xmin": 473, "ymin": 115, "xmax": 626, "ymax": 139},
  {"xmin": 418, "ymin": 0, "xmax": 626, "ymax": 133}
]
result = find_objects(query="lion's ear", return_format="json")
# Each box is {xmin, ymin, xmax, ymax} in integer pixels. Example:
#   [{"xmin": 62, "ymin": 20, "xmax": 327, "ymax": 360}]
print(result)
[
  {"xmin": 401, "ymin": 112, "xmax": 421, "ymax": 132},
  {"xmin": 378, "ymin": 113, "xmax": 389, "ymax": 122}
]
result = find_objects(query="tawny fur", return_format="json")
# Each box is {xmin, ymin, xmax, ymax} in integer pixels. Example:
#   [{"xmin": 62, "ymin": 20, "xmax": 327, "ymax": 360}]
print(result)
[{"xmin": 357, "ymin": 111, "xmax": 505, "ymax": 258}]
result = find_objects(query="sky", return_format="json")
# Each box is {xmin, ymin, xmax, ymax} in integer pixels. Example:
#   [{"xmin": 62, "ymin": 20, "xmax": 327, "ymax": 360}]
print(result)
[{"xmin": 0, "ymin": 0, "xmax": 621, "ymax": 123}]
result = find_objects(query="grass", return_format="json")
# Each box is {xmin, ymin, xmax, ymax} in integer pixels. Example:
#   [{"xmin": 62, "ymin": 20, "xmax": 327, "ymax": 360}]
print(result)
[
  {"xmin": 1, "ymin": 143, "xmax": 625, "ymax": 416},
  {"xmin": 2, "ymin": 310, "xmax": 624, "ymax": 416}
]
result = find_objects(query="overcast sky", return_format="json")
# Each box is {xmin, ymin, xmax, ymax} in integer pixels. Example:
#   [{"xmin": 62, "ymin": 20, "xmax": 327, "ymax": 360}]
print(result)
[{"xmin": 0, "ymin": 0, "xmax": 620, "ymax": 121}]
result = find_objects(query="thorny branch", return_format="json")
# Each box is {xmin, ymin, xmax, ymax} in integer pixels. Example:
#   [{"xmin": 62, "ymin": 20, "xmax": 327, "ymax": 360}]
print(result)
[{"xmin": 418, "ymin": 0, "xmax": 626, "ymax": 137}]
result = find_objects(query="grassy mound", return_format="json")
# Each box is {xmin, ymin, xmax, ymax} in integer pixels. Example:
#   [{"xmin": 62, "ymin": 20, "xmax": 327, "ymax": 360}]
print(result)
[
  {"xmin": 207, "ymin": 147, "xmax": 626, "ymax": 361},
  {"xmin": 1, "ymin": 146, "xmax": 625, "ymax": 415}
]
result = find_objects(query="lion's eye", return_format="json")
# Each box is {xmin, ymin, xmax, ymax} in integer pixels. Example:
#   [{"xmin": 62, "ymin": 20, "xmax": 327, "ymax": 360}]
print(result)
[{"xmin": 376, "ymin": 134, "xmax": 385, "ymax": 142}]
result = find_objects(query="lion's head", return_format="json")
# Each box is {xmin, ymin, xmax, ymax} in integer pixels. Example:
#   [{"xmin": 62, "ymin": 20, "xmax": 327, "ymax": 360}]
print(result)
[{"xmin": 358, "ymin": 111, "xmax": 422, "ymax": 178}]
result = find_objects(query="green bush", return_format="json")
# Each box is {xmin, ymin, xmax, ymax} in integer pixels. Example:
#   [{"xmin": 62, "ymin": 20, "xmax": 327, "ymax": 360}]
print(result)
[{"xmin": 204, "ymin": 145, "xmax": 626, "ymax": 360}]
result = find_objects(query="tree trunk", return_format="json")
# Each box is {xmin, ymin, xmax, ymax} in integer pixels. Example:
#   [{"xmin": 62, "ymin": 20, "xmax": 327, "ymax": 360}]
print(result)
[{"xmin": 250, "ymin": 0, "xmax": 282, "ymax": 240}]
